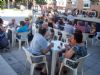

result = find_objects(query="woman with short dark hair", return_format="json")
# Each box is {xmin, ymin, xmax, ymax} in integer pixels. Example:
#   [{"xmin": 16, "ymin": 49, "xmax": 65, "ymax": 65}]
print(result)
[
  {"xmin": 59, "ymin": 30, "xmax": 87, "ymax": 75},
  {"xmin": 64, "ymin": 30, "xmax": 87, "ymax": 59},
  {"xmin": 17, "ymin": 21, "xmax": 28, "ymax": 33}
]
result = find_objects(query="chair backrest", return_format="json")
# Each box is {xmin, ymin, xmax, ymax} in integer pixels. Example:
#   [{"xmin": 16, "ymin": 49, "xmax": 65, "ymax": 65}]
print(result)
[
  {"xmin": 54, "ymin": 29, "xmax": 59, "ymax": 40},
  {"xmin": 76, "ymin": 54, "xmax": 89, "ymax": 70},
  {"xmin": 61, "ymin": 31, "xmax": 67, "ymax": 42},
  {"xmin": 32, "ymin": 24, "xmax": 38, "ymax": 35},
  {"xmin": 96, "ymin": 32, "xmax": 100, "ymax": 40},
  {"xmin": 96, "ymin": 32, "xmax": 100, "ymax": 37},
  {"xmin": 64, "ymin": 54, "xmax": 89, "ymax": 70},
  {"xmin": 22, "ymin": 47, "xmax": 33, "ymax": 64},
  {"xmin": 17, "ymin": 32, "xmax": 29, "ymax": 40},
  {"xmin": 54, "ymin": 29, "xmax": 58, "ymax": 35},
  {"xmin": 82, "ymin": 33, "xmax": 89, "ymax": 41}
]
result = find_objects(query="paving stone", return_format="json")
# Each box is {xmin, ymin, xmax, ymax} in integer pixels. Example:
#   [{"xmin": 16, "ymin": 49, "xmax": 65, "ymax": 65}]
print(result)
[
  {"xmin": 11, "ymin": 63, "xmax": 25, "ymax": 75},
  {"xmin": 1, "ymin": 41, "xmax": 100, "ymax": 75},
  {"xmin": 2, "ymin": 53, "xmax": 19, "ymax": 65},
  {"xmin": 84, "ymin": 69, "xmax": 100, "ymax": 75}
]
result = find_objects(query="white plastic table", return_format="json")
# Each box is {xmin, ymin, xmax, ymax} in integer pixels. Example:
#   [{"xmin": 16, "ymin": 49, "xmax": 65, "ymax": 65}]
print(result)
[
  {"xmin": 50, "ymin": 40, "xmax": 66, "ymax": 75},
  {"xmin": 0, "ymin": 55, "xmax": 18, "ymax": 75}
]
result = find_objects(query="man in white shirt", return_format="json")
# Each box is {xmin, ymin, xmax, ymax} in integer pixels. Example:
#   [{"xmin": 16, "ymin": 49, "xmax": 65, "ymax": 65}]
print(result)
[
  {"xmin": 28, "ymin": 28, "xmax": 53, "ymax": 75},
  {"xmin": 28, "ymin": 28, "xmax": 53, "ymax": 55}
]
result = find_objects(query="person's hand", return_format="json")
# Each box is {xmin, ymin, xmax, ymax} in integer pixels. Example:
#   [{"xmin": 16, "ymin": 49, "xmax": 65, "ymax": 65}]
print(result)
[
  {"xmin": 64, "ymin": 44, "xmax": 68, "ymax": 48},
  {"xmin": 49, "ymin": 43, "xmax": 54, "ymax": 48},
  {"xmin": 0, "ymin": 26, "xmax": 5, "ymax": 32},
  {"xmin": 64, "ymin": 44, "xmax": 71, "ymax": 50}
]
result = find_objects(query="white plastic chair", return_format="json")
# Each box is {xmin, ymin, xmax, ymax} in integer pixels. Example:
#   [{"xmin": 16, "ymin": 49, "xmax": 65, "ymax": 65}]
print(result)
[
  {"xmin": 59, "ymin": 54, "xmax": 89, "ymax": 75},
  {"xmin": 7, "ymin": 27, "xmax": 16, "ymax": 47},
  {"xmin": 22, "ymin": 47, "xmax": 48, "ymax": 75},
  {"xmin": 16, "ymin": 32, "xmax": 29, "ymax": 50},
  {"xmin": 54, "ymin": 29, "xmax": 59, "ymax": 40},
  {"xmin": 95, "ymin": 32, "xmax": 100, "ymax": 46},
  {"xmin": 32, "ymin": 24, "xmax": 37, "ymax": 35},
  {"xmin": 83, "ymin": 33, "xmax": 89, "ymax": 47},
  {"xmin": 60, "ymin": 31, "xmax": 67, "ymax": 42},
  {"xmin": 88, "ymin": 34, "xmax": 95, "ymax": 46}
]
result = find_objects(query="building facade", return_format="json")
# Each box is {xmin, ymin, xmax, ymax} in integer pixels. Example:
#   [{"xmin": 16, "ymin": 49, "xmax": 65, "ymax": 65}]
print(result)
[{"xmin": 64, "ymin": 0, "xmax": 100, "ymax": 12}]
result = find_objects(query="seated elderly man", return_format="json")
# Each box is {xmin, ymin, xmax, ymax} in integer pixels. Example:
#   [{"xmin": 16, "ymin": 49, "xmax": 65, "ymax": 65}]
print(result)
[
  {"xmin": 28, "ymin": 27, "xmax": 53, "ymax": 75},
  {"xmin": 28, "ymin": 27, "xmax": 53, "ymax": 55}
]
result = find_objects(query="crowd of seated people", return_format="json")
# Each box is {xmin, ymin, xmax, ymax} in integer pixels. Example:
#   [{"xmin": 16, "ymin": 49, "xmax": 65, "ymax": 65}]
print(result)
[
  {"xmin": 27, "ymin": 13, "xmax": 88, "ymax": 74},
  {"xmin": 0, "ymin": 16, "xmax": 34, "ymax": 51},
  {"xmin": 57, "ymin": 29, "xmax": 87, "ymax": 75},
  {"xmin": 0, "ymin": 10, "xmax": 97, "ymax": 75},
  {"xmin": 69, "ymin": 9, "xmax": 100, "ymax": 19}
]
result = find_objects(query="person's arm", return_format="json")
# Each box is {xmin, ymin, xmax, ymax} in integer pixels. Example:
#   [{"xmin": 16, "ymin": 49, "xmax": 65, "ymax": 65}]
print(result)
[
  {"xmin": 90, "ymin": 28, "xmax": 96, "ymax": 34},
  {"xmin": 0, "ymin": 26, "xmax": 6, "ymax": 32},
  {"xmin": 42, "ymin": 43, "xmax": 54, "ymax": 54},
  {"xmin": 64, "ymin": 48, "xmax": 75, "ymax": 59}
]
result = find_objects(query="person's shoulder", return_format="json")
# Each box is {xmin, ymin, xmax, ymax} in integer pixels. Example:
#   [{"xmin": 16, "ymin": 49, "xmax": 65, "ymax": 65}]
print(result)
[{"xmin": 35, "ymin": 33, "xmax": 43, "ymax": 40}]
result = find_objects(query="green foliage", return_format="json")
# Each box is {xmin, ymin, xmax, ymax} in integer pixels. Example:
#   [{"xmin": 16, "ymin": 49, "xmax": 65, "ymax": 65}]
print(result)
[
  {"xmin": 91, "ymin": 0, "xmax": 99, "ymax": 5},
  {"xmin": 15, "ymin": 0, "xmax": 22, "ymax": 3},
  {"xmin": 35, "ymin": 0, "xmax": 47, "ymax": 5},
  {"xmin": 0, "ymin": 0, "xmax": 5, "ymax": 9},
  {"xmin": 91, "ymin": 0, "xmax": 99, "ymax": 2}
]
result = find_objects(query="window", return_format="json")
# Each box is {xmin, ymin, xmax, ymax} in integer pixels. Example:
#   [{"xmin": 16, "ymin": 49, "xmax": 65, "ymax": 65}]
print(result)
[
  {"xmin": 83, "ymin": 0, "xmax": 91, "ymax": 8},
  {"xmin": 84, "ymin": 3, "xmax": 89, "ymax": 7}
]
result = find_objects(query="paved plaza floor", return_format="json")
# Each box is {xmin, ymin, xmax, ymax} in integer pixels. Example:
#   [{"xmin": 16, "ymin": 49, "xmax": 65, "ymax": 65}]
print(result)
[
  {"xmin": 0, "ymin": 40, "xmax": 100, "ymax": 75},
  {"xmin": 0, "ymin": 9, "xmax": 100, "ymax": 75}
]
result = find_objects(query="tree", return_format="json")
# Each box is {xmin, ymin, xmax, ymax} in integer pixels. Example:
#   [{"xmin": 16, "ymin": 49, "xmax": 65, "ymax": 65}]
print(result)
[
  {"xmin": 90, "ymin": 0, "xmax": 99, "ymax": 5},
  {"xmin": 0, "ymin": 0, "xmax": 5, "ymax": 9},
  {"xmin": 35, "ymin": 0, "xmax": 47, "ymax": 6},
  {"xmin": 35, "ymin": 0, "xmax": 47, "ymax": 12}
]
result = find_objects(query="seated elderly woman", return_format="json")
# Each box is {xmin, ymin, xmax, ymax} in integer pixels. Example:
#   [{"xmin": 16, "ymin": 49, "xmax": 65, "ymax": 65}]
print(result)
[
  {"xmin": 17, "ymin": 21, "xmax": 28, "ymax": 33},
  {"xmin": 58, "ymin": 29, "xmax": 87, "ymax": 75}
]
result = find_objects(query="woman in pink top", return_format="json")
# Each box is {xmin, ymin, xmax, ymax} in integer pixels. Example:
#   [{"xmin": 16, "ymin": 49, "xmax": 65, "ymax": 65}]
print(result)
[{"xmin": 75, "ymin": 21, "xmax": 85, "ymax": 33}]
